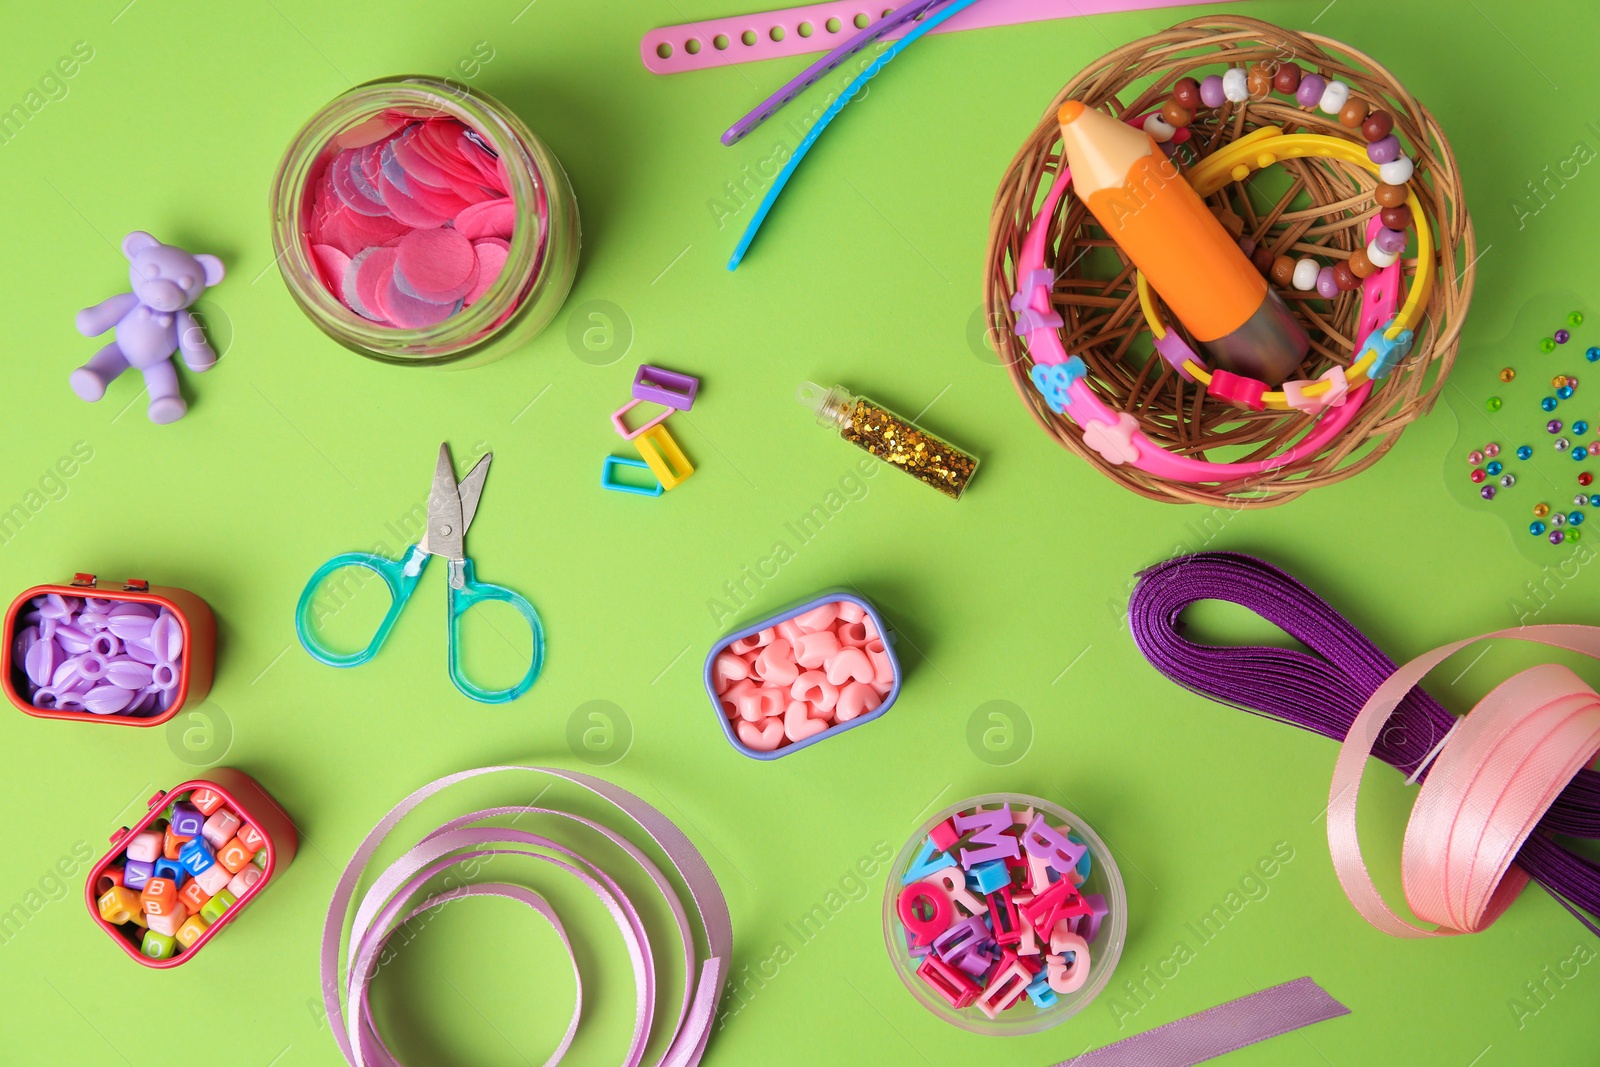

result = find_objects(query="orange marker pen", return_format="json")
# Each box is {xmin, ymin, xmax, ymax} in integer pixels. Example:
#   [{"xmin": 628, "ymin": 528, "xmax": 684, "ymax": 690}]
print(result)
[{"xmin": 1057, "ymin": 101, "xmax": 1308, "ymax": 383}]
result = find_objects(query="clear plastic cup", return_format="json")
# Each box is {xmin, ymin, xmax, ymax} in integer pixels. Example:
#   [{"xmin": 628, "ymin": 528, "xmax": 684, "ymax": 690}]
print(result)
[{"xmin": 882, "ymin": 792, "xmax": 1127, "ymax": 1035}]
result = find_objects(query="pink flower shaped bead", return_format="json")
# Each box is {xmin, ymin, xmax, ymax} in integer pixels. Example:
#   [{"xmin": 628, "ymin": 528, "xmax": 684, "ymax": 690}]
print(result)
[{"xmin": 1082, "ymin": 412, "xmax": 1141, "ymax": 465}]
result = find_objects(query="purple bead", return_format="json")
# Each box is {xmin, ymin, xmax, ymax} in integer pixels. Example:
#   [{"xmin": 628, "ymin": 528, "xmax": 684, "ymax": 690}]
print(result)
[
  {"xmin": 1481, "ymin": 486, "xmax": 1496, "ymax": 500},
  {"xmin": 1366, "ymin": 134, "xmax": 1402, "ymax": 165},
  {"xmin": 1550, "ymin": 419, "xmax": 1564, "ymax": 434},
  {"xmin": 1316, "ymin": 265, "xmax": 1339, "ymax": 298},
  {"xmin": 1374, "ymin": 228, "xmax": 1408, "ymax": 255},
  {"xmin": 1199, "ymin": 74, "xmax": 1226, "ymax": 109},
  {"xmin": 1296, "ymin": 74, "xmax": 1327, "ymax": 108},
  {"xmin": 1551, "ymin": 530, "xmax": 1566, "ymax": 544},
  {"xmin": 1555, "ymin": 329, "xmax": 1571, "ymax": 344}
]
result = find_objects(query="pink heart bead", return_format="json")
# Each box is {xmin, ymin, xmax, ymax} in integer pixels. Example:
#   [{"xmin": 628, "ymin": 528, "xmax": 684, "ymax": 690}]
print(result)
[
  {"xmin": 712, "ymin": 651, "xmax": 750, "ymax": 694},
  {"xmin": 835, "ymin": 599, "xmax": 865, "ymax": 624},
  {"xmin": 784, "ymin": 699, "xmax": 830, "ymax": 742},
  {"xmin": 792, "ymin": 631, "xmax": 839, "ymax": 668},
  {"xmin": 791, "ymin": 671, "xmax": 838, "ymax": 712},
  {"xmin": 825, "ymin": 647, "xmax": 874, "ymax": 686},
  {"xmin": 776, "ymin": 619, "xmax": 804, "ymax": 644},
  {"xmin": 865, "ymin": 639, "xmax": 896, "ymax": 687},
  {"xmin": 756, "ymin": 639, "xmax": 799, "ymax": 686},
  {"xmin": 737, "ymin": 717, "xmax": 785, "ymax": 752},
  {"xmin": 794, "ymin": 603, "xmax": 839, "ymax": 633},
  {"xmin": 835, "ymin": 620, "xmax": 871, "ymax": 648},
  {"xmin": 859, "ymin": 613, "xmax": 880, "ymax": 641},
  {"xmin": 835, "ymin": 681, "xmax": 883, "ymax": 722},
  {"xmin": 729, "ymin": 632, "xmax": 766, "ymax": 655}
]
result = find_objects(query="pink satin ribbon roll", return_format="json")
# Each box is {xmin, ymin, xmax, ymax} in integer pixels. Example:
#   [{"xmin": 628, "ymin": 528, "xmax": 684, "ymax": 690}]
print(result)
[
  {"xmin": 1330, "ymin": 625, "xmax": 1600, "ymax": 937},
  {"xmin": 320, "ymin": 765, "xmax": 731, "ymax": 1066}
]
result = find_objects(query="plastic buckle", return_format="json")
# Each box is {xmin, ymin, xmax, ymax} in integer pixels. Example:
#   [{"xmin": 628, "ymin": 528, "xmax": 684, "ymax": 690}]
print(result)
[
  {"xmin": 632, "ymin": 365, "xmax": 699, "ymax": 410},
  {"xmin": 1029, "ymin": 356, "xmax": 1087, "ymax": 414},
  {"xmin": 601, "ymin": 456, "xmax": 664, "ymax": 497},
  {"xmin": 610, "ymin": 398, "xmax": 673, "ymax": 440},
  {"xmin": 1361, "ymin": 316, "xmax": 1415, "ymax": 381},
  {"xmin": 635, "ymin": 424, "xmax": 694, "ymax": 490}
]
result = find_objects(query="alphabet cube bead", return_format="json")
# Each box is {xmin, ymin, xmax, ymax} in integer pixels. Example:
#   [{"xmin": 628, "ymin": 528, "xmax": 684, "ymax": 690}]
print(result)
[
  {"xmin": 97, "ymin": 865, "xmax": 125, "ymax": 893},
  {"xmin": 97, "ymin": 886, "xmax": 142, "ymax": 925},
  {"xmin": 178, "ymin": 837, "xmax": 216, "ymax": 877},
  {"xmin": 163, "ymin": 825, "xmax": 187, "ymax": 861},
  {"xmin": 178, "ymin": 880, "xmax": 210, "ymax": 914},
  {"xmin": 236, "ymin": 822, "xmax": 266, "ymax": 853},
  {"xmin": 175, "ymin": 914, "xmax": 208, "ymax": 949},
  {"xmin": 253, "ymin": 848, "xmax": 267, "ymax": 870},
  {"xmin": 169, "ymin": 803, "xmax": 205, "ymax": 838},
  {"xmin": 201, "ymin": 809, "xmax": 242, "ymax": 849},
  {"xmin": 227, "ymin": 865, "xmax": 262, "ymax": 898},
  {"xmin": 189, "ymin": 787, "xmax": 226, "ymax": 816},
  {"xmin": 123, "ymin": 859, "xmax": 154, "ymax": 891},
  {"xmin": 146, "ymin": 907, "xmax": 187, "ymax": 937},
  {"xmin": 125, "ymin": 830, "xmax": 162, "ymax": 863},
  {"xmin": 151, "ymin": 858, "xmax": 187, "ymax": 887},
  {"xmin": 141, "ymin": 929, "xmax": 178, "ymax": 960},
  {"xmin": 218, "ymin": 836, "xmax": 254, "ymax": 873},
  {"xmin": 193, "ymin": 863, "xmax": 231, "ymax": 896},
  {"xmin": 141, "ymin": 877, "xmax": 180, "ymax": 917},
  {"xmin": 198, "ymin": 888, "xmax": 236, "ymax": 925}
]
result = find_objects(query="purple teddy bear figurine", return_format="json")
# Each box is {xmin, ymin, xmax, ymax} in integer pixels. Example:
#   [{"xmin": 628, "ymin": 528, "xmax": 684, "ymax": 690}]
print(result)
[{"xmin": 71, "ymin": 231, "xmax": 226, "ymax": 424}]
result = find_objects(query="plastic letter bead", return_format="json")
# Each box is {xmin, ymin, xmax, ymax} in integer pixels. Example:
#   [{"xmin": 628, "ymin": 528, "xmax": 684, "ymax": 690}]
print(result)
[
  {"xmin": 141, "ymin": 930, "xmax": 178, "ymax": 960},
  {"xmin": 976, "ymin": 954, "xmax": 1036, "ymax": 1019},
  {"xmin": 147, "ymin": 908, "xmax": 187, "ymax": 937},
  {"xmin": 898, "ymin": 882, "xmax": 954, "ymax": 946},
  {"xmin": 236, "ymin": 823, "xmax": 267, "ymax": 854},
  {"xmin": 198, "ymin": 888, "xmax": 237, "ymax": 925},
  {"xmin": 968, "ymin": 861, "xmax": 1011, "ymax": 895},
  {"xmin": 178, "ymin": 879, "xmax": 210, "ymax": 914},
  {"xmin": 169, "ymin": 803, "xmax": 204, "ymax": 839},
  {"xmin": 141, "ymin": 878, "xmax": 179, "ymax": 918},
  {"xmin": 98, "ymin": 886, "xmax": 142, "ymax": 925},
  {"xmin": 175, "ymin": 915, "xmax": 208, "ymax": 949},
  {"xmin": 917, "ymin": 954, "xmax": 981, "ymax": 1009},
  {"xmin": 151, "ymin": 857, "xmax": 187, "ymax": 887},
  {"xmin": 123, "ymin": 859, "xmax": 154, "ymax": 891},
  {"xmin": 194, "ymin": 862, "xmax": 233, "ymax": 896},
  {"xmin": 1021, "ymin": 814, "xmax": 1088, "ymax": 877},
  {"xmin": 925, "ymin": 866, "xmax": 984, "ymax": 916},
  {"xmin": 953, "ymin": 807, "xmax": 1020, "ymax": 867},
  {"xmin": 227, "ymin": 865, "xmax": 263, "ymax": 898},
  {"xmin": 201, "ymin": 809, "xmax": 242, "ymax": 849},
  {"xmin": 189, "ymin": 788, "xmax": 226, "ymax": 816},
  {"xmin": 125, "ymin": 830, "xmax": 162, "ymax": 864}
]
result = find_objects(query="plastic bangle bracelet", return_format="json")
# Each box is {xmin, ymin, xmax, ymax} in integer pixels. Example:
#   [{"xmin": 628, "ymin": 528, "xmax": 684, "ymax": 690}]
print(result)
[
  {"xmin": 1012, "ymin": 124, "xmax": 1433, "ymax": 481},
  {"xmin": 721, "ymin": 0, "xmax": 953, "ymax": 145},
  {"xmin": 726, "ymin": 0, "xmax": 982, "ymax": 269}
]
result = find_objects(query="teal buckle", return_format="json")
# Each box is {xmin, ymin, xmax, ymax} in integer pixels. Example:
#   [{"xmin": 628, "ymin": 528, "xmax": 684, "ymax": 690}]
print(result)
[
  {"xmin": 1361, "ymin": 316, "xmax": 1415, "ymax": 381},
  {"xmin": 601, "ymin": 455, "xmax": 664, "ymax": 496}
]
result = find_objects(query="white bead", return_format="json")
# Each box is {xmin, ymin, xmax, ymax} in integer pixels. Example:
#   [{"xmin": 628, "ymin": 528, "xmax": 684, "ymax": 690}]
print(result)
[
  {"xmin": 1143, "ymin": 113, "xmax": 1176, "ymax": 142},
  {"xmin": 1318, "ymin": 79, "xmax": 1349, "ymax": 115},
  {"xmin": 1292, "ymin": 258, "xmax": 1321, "ymax": 291},
  {"xmin": 1379, "ymin": 156, "xmax": 1415, "ymax": 185},
  {"xmin": 1366, "ymin": 240, "xmax": 1399, "ymax": 269},
  {"xmin": 1222, "ymin": 68, "xmax": 1249, "ymax": 103}
]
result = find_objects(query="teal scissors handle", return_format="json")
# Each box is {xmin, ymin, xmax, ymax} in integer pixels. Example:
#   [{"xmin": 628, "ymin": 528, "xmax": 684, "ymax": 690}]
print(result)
[
  {"xmin": 446, "ymin": 557, "xmax": 544, "ymax": 704},
  {"xmin": 295, "ymin": 544, "xmax": 429, "ymax": 668}
]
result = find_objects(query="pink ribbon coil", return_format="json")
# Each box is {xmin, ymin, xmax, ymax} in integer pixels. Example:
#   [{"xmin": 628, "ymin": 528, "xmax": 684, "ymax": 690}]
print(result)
[
  {"xmin": 320, "ymin": 765, "xmax": 730, "ymax": 1066},
  {"xmin": 1330, "ymin": 625, "xmax": 1600, "ymax": 936}
]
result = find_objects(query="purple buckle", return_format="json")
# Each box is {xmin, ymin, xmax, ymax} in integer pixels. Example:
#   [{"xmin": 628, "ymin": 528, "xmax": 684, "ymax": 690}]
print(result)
[{"xmin": 633, "ymin": 365, "xmax": 699, "ymax": 410}]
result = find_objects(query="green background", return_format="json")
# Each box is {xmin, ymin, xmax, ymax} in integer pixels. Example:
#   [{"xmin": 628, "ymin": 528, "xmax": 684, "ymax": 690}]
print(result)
[{"xmin": 1, "ymin": 0, "xmax": 1598, "ymax": 1063}]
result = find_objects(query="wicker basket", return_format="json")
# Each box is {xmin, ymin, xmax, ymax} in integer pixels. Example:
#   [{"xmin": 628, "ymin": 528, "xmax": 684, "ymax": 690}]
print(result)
[{"xmin": 984, "ymin": 15, "xmax": 1473, "ymax": 506}]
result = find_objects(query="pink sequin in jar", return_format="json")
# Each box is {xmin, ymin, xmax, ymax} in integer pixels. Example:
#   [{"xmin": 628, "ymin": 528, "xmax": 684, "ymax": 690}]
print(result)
[{"xmin": 270, "ymin": 76, "xmax": 579, "ymax": 368}]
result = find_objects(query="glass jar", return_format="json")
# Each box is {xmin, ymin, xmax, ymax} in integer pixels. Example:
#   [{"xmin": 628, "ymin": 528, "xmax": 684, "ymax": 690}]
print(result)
[{"xmin": 269, "ymin": 76, "xmax": 579, "ymax": 368}]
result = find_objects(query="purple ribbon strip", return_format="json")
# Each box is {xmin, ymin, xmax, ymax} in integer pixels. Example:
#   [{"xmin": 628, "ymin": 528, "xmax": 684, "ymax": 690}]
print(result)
[
  {"xmin": 1127, "ymin": 552, "xmax": 1600, "ymax": 932},
  {"xmin": 319, "ymin": 765, "xmax": 731, "ymax": 1067},
  {"xmin": 1054, "ymin": 977, "xmax": 1347, "ymax": 1067}
]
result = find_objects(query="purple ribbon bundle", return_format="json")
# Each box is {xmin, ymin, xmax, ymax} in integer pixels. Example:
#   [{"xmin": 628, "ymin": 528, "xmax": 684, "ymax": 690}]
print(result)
[{"xmin": 1127, "ymin": 551, "xmax": 1600, "ymax": 932}]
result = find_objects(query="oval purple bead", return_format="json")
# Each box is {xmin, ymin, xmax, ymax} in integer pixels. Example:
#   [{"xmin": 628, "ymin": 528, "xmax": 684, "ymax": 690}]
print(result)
[
  {"xmin": 1374, "ymin": 227, "xmax": 1408, "ymax": 255},
  {"xmin": 1367, "ymin": 134, "xmax": 1402, "ymax": 164},
  {"xmin": 1199, "ymin": 74, "xmax": 1226, "ymax": 109},
  {"xmin": 1296, "ymin": 74, "xmax": 1326, "ymax": 108},
  {"xmin": 1316, "ymin": 265, "xmax": 1339, "ymax": 298}
]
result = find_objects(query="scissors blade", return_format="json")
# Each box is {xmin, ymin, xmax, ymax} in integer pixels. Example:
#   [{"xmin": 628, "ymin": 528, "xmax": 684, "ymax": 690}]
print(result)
[
  {"xmin": 456, "ymin": 453, "xmax": 491, "ymax": 536},
  {"xmin": 423, "ymin": 442, "xmax": 466, "ymax": 561}
]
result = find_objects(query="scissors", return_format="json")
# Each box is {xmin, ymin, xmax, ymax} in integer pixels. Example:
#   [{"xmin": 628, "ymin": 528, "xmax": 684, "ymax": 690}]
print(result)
[{"xmin": 294, "ymin": 442, "xmax": 544, "ymax": 703}]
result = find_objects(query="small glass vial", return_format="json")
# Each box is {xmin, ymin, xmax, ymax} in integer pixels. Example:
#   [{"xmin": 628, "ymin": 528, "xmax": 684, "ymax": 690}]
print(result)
[
  {"xmin": 797, "ymin": 382, "xmax": 979, "ymax": 500},
  {"xmin": 270, "ymin": 76, "xmax": 579, "ymax": 368}
]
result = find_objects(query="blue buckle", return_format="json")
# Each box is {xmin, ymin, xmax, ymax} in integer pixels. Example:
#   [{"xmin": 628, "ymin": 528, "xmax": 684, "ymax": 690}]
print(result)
[
  {"xmin": 1030, "ymin": 356, "xmax": 1087, "ymax": 414},
  {"xmin": 1360, "ymin": 316, "xmax": 1415, "ymax": 381},
  {"xmin": 601, "ymin": 455, "xmax": 664, "ymax": 496}
]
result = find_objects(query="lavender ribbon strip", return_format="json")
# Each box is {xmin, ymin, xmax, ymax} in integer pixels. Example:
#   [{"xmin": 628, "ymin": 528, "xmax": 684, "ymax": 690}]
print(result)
[
  {"xmin": 1127, "ymin": 552, "xmax": 1600, "ymax": 931},
  {"xmin": 320, "ymin": 765, "xmax": 731, "ymax": 1067},
  {"xmin": 1055, "ymin": 977, "xmax": 1348, "ymax": 1067}
]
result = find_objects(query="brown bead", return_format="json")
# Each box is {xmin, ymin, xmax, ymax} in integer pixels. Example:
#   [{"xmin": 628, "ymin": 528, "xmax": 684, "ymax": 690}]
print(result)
[
  {"xmin": 1361, "ymin": 109, "xmax": 1394, "ymax": 143},
  {"xmin": 1270, "ymin": 255, "xmax": 1296, "ymax": 286},
  {"xmin": 1348, "ymin": 249, "xmax": 1377, "ymax": 278},
  {"xmin": 1333, "ymin": 261, "xmax": 1360, "ymax": 291},
  {"xmin": 1338, "ymin": 98, "xmax": 1369, "ymax": 129},
  {"xmin": 1273, "ymin": 62, "xmax": 1302, "ymax": 94},
  {"xmin": 1173, "ymin": 76, "xmax": 1201, "ymax": 111},
  {"xmin": 1375, "ymin": 183, "xmax": 1409, "ymax": 208},
  {"xmin": 1247, "ymin": 63, "xmax": 1276, "ymax": 97},
  {"xmin": 1162, "ymin": 101, "xmax": 1194, "ymax": 128},
  {"xmin": 1380, "ymin": 205, "xmax": 1413, "ymax": 231},
  {"xmin": 1251, "ymin": 245, "xmax": 1275, "ymax": 275}
]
